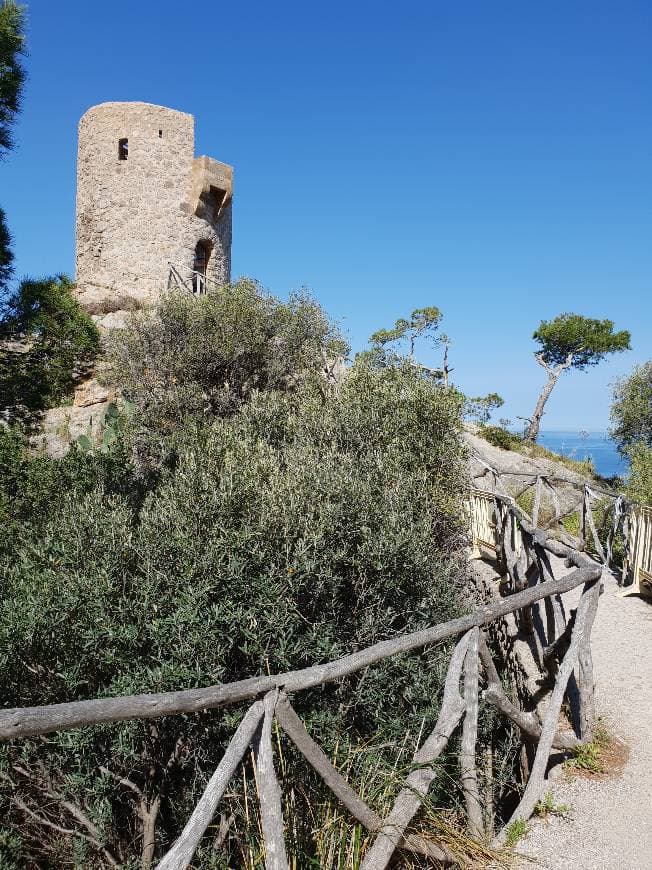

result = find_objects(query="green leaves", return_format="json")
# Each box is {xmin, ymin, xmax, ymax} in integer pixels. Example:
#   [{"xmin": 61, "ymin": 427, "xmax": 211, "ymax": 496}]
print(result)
[
  {"xmin": 0, "ymin": 276, "xmax": 101, "ymax": 424},
  {"xmin": 103, "ymin": 280, "xmax": 348, "ymax": 457},
  {"xmin": 369, "ymin": 306, "xmax": 442, "ymax": 356},
  {"xmin": 0, "ymin": 363, "xmax": 467, "ymax": 863},
  {"xmin": 0, "ymin": 276, "xmax": 470, "ymax": 864},
  {"xmin": 0, "ymin": 0, "xmax": 26, "ymax": 158},
  {"xmin": 75, "ymin": 433, "xmax": 93, "ymax": 453},
  {"xmin": 1, "ymin": 0, "xmax": 27, "ymax": 301},
  {"xmin": 532, "ymin": 312, "xmax": 631, "ymax": 370},
  {"xmin": 610, "ymin": 362, "xmax": 652, "ymax": 505},
  {"xmin": 624, "ymin": 443, "xmax": 652, "ymax": 506},
  {"xmin": 610, "ymin": 361, "xmax": 652, "ymax": 453},
  {"xmin": 465, "ymin": 392, "xmax": 504, "ymax": 425}
]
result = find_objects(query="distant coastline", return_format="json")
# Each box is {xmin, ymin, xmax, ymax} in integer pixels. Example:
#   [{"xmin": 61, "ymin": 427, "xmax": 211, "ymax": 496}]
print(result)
[{"xmin": 538, "ymin": 430, "xmax": 628, "ymax": 479}]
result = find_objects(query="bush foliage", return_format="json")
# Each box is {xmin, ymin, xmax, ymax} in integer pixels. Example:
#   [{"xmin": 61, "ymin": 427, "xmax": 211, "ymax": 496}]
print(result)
[
  {"xmin": 610, "ymin": 361, "xmax": 652, "ymax": 454},
  {"xmin": 0, "ymin": 283, "xmax": 471, "ymax": 867},
  {"xmin": 102, "ymin": 280, "xmax": 347, "ymax": 446},
  {"xmin": 610, "ymin": 361, "xmax": 652, "ymax": 506},
  {"xmin": 478, "ymin": 424, "xmax": 522, "ymax": 452},
  {"xmin": 623, "ymin": 443, "xmax": 652, "ymax": 507},
  {"xmin": 0, "ymin": 276, "xmax": 100, "ymax": 425}
]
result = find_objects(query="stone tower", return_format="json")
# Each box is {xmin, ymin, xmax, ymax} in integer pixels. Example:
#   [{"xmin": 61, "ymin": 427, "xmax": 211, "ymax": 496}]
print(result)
[{"xmin": 75, "ymin": 101, "xmax": 233, "ymax": 321}]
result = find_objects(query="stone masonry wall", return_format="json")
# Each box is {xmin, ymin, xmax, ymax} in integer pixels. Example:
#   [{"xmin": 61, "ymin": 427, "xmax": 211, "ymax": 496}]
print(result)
[{"xmin": 75, "ymin": 102, "xmax": 232, "ymax": 322}]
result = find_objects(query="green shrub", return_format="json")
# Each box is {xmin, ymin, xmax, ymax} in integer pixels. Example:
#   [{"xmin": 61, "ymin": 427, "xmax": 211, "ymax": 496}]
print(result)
[
  {"xmin": 516, "ymin": 485, "xmax": 535, "ymax": 519},
  {"xmin": 478, "ymin": 425, "xmax": 522, "ymax": 451},
  {"xmin": 0, "ymin": 276, "xmax": 100, "ymax": 425},
  {"xmin": 625, "ymin": 442, "xmax": 652, "ymax": 507},
  {"xmin": 504, "ymin": 817, "xmax": 528, "ymax": 847},
  {"xmin": 102, "ymin": 280, "xmax": 347, "ymax": 453},
  {"xmin": 0, "ymin": 425, "xmax": 135, "ymax": 554},
  {"xmin": 610, "ymin": 361, "xmax": 652, "ymax": 453},
  {"xmin": 0, "ymin": 329, "xmax": 470, "ymax": 865}
]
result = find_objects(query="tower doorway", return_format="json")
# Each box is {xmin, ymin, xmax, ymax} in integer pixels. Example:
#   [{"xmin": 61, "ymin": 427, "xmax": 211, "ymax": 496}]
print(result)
[{"xmin": 192, "ymin": 240, "xmax": 212, "ymax": 295}]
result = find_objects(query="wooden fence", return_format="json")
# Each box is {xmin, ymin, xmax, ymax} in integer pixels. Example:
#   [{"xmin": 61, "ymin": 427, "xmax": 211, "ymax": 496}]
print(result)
[
  {"xmin": 622, "ymin": 504, "xmax": 652, "ymax": 597},
  {"xmin": 167, "ymin": 263, "xmax": 220, "ymax": 296},
  {"xmin": 0, "ymin": 493, "xmax": 603, "ymax": 869},
  {"xmin": 468, "ymin": 459, "xmax": 652, "ymax": 601},
  {"xmin": 466, "ymin": 488, "xmax": 498, "ymax": 558}
]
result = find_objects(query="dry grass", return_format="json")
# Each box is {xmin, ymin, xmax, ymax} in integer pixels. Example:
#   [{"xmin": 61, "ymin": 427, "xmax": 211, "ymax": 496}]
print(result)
[
  {"xmin": 516, "ymin": 441, "xmax": 596, "ymax": 478},
  {"xmin": 213, "ymin": 727, "xmax": 518, "ymax": 869}
]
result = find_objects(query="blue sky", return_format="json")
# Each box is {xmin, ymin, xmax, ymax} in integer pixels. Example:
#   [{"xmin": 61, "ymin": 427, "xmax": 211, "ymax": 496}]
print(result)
[{"xmin": 2, "ymin": 0, "xmax": 650, "ymax": 429}]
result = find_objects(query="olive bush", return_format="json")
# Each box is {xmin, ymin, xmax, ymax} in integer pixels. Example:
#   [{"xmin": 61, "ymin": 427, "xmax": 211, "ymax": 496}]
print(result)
[
  {"xmin": 624, "ymin": 443, "xmax": 652, "ymax": 507},
  {"xmin": 609, "ymin": 362, "xmax": 652, "ymax": 506},
  {"xmin": 610, "ymin": 361, "xmax": 652, "ymax": 453},
  {"xmin": 102, "ymin": 280, "xmax": 347, "ymax": 452},
  {"xmin": 0, "ymin": 279, "xmax": 470, "ymax": 867}
]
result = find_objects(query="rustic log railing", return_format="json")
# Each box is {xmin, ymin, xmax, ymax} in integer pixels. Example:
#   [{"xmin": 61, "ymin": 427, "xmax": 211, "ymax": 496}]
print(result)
[
  {"xmin": 0, "ymin": 491, "xmax": 606, "ymax": 869},
  {"xmin": 622, "ymin": 503, "xmax": 652, "ymax": 598},
  {"xmin": 469, "ymin": 450, "xmax": 652, "ymax": 599},
  {"xmin": 467, "ymin": 488, "xmax": 499, "ymax": 558},
  {"xmin": 167, "ymin": 263, "xmax": 220, "ymax": 296}
]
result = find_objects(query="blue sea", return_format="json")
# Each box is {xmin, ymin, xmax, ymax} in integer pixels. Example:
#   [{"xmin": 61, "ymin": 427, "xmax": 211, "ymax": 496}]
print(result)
[{"xmin": 537, "ymin": 431, "xmax": 628, "ymax": 479}]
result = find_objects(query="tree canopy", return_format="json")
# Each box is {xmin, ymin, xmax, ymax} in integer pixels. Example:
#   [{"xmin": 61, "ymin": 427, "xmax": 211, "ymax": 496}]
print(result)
[
  {"xmin": 533, "ymin": 313, "xmax": 630, "ymax": 371},
  {"xmin": 369, "ymin": 306, "xmax": 442, "ymax": 358},
  {"xmin": 465, "ymin": 391, "xmax": 504, "ymax": 426},
  {"xmin": 0, "ymin": 205, "xmax": 11, "ymax": 289},
  {"xmin": 0, "ymin": 0, "xmax": 25, "ymax": 156},
  {"xmin": 0, "ymin": 0, "xmax": 26, "ymax": 297},
  {"xmin": 610, "ymin": 362, "xmax": 652, "ymax": 507},
  {"xmin": 610, "ymin": 361, "xmax": 652, "ymax": 453},
  {"xmin": 524, "ymin": 312, "xmax": 631, "ymax": 441}
]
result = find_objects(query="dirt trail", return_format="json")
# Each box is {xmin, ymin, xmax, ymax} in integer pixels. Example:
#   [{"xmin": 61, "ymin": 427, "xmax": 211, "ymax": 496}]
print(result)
[{"xmin": 517, "ymin": 568, "xmax": 652, "ymax": 870}]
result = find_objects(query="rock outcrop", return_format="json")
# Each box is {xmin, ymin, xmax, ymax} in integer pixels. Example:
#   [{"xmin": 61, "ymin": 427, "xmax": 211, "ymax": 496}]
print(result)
[{"xmin": 465, "ymin": 426, "xmax": 611, "ymax": 523}]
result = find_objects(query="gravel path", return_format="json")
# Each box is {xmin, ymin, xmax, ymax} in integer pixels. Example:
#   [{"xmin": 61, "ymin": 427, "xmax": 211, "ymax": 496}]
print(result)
[{"xmin": 517, "ymin": 568, "xmax": 652, "ymax": 870}]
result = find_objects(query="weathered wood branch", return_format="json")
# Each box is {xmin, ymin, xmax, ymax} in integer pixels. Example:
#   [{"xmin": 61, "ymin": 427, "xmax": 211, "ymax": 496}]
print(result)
[
  {"xmin": 497, "ymin": 579, "xmax": 600, "ymax": 840},
  {"xmin": 0, "ymin": 557, "xmax": 600, "ymax": 742},
  {"xmin": 360, "ymin": 631, "xmax": 471, "ymax": 870},
  {"xmin": 577, "ymin": 578, "xmax": 601, "ymax": 741},
  {"xmin": 478, "ymin": 634, "xmax": 579, "ymax": 751},
  {"xmin": 274, "ymin": 693, "xmax": 450, "ymax": 862},
  {"xmin": 156, "ymin": 700, "xmax": 264, "ymax": 870},
  {"xmin": 532, "ymin": 476, "xmax": 542, "ymax": 528},
  {"xmin": 460, "ymin": 628, "xmax": 483, "ymax": 839},
  {"xmin": 585, "ymin": 489, "xmax": 606, "ymax": 563},
  {"xmin": 12, "ymin": 796, "xmax": 119, "ymax": 866},
  {"xmin": 536, "ymin": 544, "xmax": 566, "ymax": 643},
  {"xmin": 274, "ymin": 693, "xmax": 378, "ymax": 831},
  {"xmin": 542, "ymin": 610, "xmax": 575, "ymax": 667},
  {"xmin": 253, "ymin": 691, "xmax": 289, "ymax": 870}
]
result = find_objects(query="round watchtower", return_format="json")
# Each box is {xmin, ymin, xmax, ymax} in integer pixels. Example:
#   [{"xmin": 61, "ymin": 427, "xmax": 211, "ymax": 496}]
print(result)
[{"xmin": 75, "ymin": 101, "xmax": 232, "ymax": 314}]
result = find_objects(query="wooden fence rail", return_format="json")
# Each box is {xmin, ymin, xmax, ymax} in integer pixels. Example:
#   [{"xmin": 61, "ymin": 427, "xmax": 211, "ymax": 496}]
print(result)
[
  {"xmin": 167, "ymin": 262, "xmax": 220, "ymax": 297},
  {"xmin": 468, "ymin": 459, "xmax": 652, "ymax": 601},
  {"xmin": 1, "ymin": 493, "xmax": 605, "ymax": 869},
  {"xmin": 622, "ymin": 504, "xmax": 652, "ymax": 597}
]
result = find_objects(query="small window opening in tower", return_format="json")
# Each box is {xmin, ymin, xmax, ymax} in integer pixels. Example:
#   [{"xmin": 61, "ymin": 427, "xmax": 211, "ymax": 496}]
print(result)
[
  {"xmin": 158, "ymin": 129, "xmax": 163, "ymax": 138},
  {"xmin": 210, "ymin": 186, "xmax": 227, "ymax": 219},
  {"xmin": 118, "ymin": 138, "xmax": 128, "ymax": 160},
  {"xmin": 192, "ymin": 240, "xmax": 212, "ymax": 295}
]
